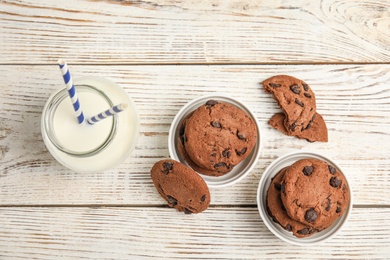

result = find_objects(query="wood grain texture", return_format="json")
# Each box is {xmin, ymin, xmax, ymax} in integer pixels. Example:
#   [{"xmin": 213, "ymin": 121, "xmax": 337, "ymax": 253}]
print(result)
[
  {"xmin": 0, "ymin": 0, "xmax": 389, "ymax": 64},
  {"xmin": 1, "ymin": 0, "xmax": 389, "ymax": 258},
  {"xmin": 0, "ymin": 207, "xmax": 389, "ymax": 259},
  {"xmin": 1, "ymin": 64, "xmax": 389, "ymax": 206}
]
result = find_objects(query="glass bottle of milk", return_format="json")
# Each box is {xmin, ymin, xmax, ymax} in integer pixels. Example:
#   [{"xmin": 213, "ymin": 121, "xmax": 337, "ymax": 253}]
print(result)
[{"xmin": 41, "ymin": 76, "xmax": 140, "ymax": 173}]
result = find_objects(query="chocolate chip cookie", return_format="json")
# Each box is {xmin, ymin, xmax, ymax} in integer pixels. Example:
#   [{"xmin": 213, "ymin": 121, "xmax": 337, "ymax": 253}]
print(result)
[
  {"xmin": 262, "ymin": 75, "xmax": 317, "ymax": 136},
  {"xmin": 267, "ymin": 168, "xmax": 317, "ymax": 238},
  {"xmin": 268, "ymin": 112, "xmax": 328, "ymax": 142},
  {"xmin": 178, "ymin": 112, "xmax": 221, "ymax": 176},
  {"xmin": 183, "ymin": 100, "xmax": 257, "ymax": 175},
  {"xmin": 280, "ymin": 158, "xmax": 350, "ymax": 230},
  {"xmin": 150, "ymin": 159, "xmax": 210, "ymax": 214}
]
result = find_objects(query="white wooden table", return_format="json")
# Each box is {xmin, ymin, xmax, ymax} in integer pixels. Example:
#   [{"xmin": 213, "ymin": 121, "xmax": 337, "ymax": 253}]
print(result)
[{"xmin": 1, "ymin": 0, "xmax": 390, "ymax": 258}]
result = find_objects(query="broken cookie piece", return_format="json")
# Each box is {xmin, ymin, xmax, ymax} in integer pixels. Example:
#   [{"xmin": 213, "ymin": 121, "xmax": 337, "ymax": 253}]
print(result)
[
  {"xmin": 262, "ymin": 75, "xmax": 328, "ymax": 142},
  {"xmin": 269, "ymin": 112, "xmax": 328, "ymax": 142}
]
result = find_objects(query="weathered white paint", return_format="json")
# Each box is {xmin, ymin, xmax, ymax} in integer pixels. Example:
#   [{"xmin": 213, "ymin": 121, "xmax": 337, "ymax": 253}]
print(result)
[
  {"xmin": 0, "ymin": 207, "xmax": 389, "ymax": 259},
  {"xmin": 0, "ymin": 0, "xmax": 389, "ymax": 64},
  {"xmin": 1, "ymin": 0, "xmax": 389, "ymax": 258}
]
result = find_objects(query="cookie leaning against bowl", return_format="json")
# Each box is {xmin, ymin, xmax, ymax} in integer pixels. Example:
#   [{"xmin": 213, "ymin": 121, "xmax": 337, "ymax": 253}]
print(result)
[
  {"xmin": 262, "ymin": 75, "xmax": 317, "ymax": 136},
  {"xmin": 184, "ymin": 100, "xmax": 257, "ymax": 175},
  {"xmin": 150, "ymin": 159, "xmax": 210, "ymax": 214},
  {"xmin": 178, "ymin": 112, "xmax": 221, "ymax": 176},
  {"xmin": 267, "ymin": 167, "xmax": 317, "ymax": 238},
  {"xmin": 280, "ymin": 158, "xmax": 350, "ymax": 230}
]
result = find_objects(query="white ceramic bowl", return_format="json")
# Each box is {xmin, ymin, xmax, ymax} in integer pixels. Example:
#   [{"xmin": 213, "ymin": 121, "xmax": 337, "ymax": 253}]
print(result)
[
  {"xmin": 257, "ymin": 151, "xmax": 353, "ymax": 245},
  {"xmin": 168, "ymin": 94, "xmax": 262, "ymax": 188}
]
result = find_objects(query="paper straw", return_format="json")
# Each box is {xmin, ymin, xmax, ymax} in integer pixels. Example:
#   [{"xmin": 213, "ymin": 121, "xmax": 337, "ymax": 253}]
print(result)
[
  {"xmin": 58, "ymin": 59, "xmax": 85, "ymax": 124},
  {"xmin": 87, "ymin": 103, "xmax": 128, "ymax": 125}
]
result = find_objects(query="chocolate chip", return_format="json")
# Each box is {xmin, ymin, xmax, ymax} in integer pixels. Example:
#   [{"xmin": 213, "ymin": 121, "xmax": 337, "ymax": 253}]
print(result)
[
  {"xmin": 206, "ymin": 100, "xmax": 219, "ymax": 107},
  {"xmin": 289, "ymin": 84, "xmax": 300, "ymax": 94},
  {"xmin": 274, "ymin": 182, "xmax": 282, "ymax": 191},
  {"xmin": 295, "ymin": 98, "xmax": 304, "ymax": 107},
  {"xmin": 167, "ymin": 195, "xmax": 178, "ymax": 207},
  {"xmin": 297, "ymin": 228, "xmax": 310, "ymax": 235},
  {"xmin": 236, "ymin": 132, "xmax": 246, "ymax": 141},
  {"xmin": 336, "ymin": 206, "xmax": 342, "ymax": 213},
  {"xmin": 342, "ymin": 184, "xmax": 347, "ymax": 191},
  {"xmin": 290, "ymin": 122, "xmax": 296, "ymax": 131},
  {"xmin": 162, "ymin": 162, "xmax": 174, "ymax": 174},
  {"xmin": 328, "ymin": 165, "xmax": 336, "ymax": 174},
  {"xmin": 305, "ymin": 208, "xmax": 318, "ymax": 223},
  {"xmin": 302, "ymin": 83, "xmax": 309, "ymax": 91},
  {"xmin": 304, "ymin": 114, "xmax": 316, "ymax": 130},
  {"xmin": 304, "ymin": 92, "xmax": 312, "ymax": 98},
  {"xmin": 330, "ymin": 177, "xmax": 342, "ymax": 188},
  {"xmin": 304, "ymin": 121, "xmax": 312, "ymax": 130},
  {"xmin": 238, "ymin": 135, "xmax": 246, "ymax": 140},
  {"xmin": 269, "ymin": 82, "xmax": 281, "ymax": 88},
  {"xmin": 184, "ymin": 208, "xmax": 193, "ymax": 214},
  {"xmin": 280, "ymin": 182, "xmax": 286, "ymax": 194},
  {"xmin": 326, "ymin": 198, "xmax": 331, "ymax": 211},
  {"xmin": 303, "ymin": 166, "xmax": 314, "ymax": 176},
  {"xmin": 211, "ymin": 153, "xmax": 216, "ymax": 157},
  {"xmin": 201, "ymin": 195, "xmax": 206, "ymax": 202},
  {"xmin": 235, "ymin": 147, "xmax": 247, "ymax": 156},
  {"xmin": 285, "ymin": 224, "xmax": 292, "ymax": 231},
  {"xmin": 214, "ymin": 162, "xmax": 227, "ymax": 169},
  {"xmin": 211, "ymin": 121, "xmax": 221, "ymax": 128},
  {"xmin": 222, "ymin": 149, "xmax": 231, "ymax": 158}
]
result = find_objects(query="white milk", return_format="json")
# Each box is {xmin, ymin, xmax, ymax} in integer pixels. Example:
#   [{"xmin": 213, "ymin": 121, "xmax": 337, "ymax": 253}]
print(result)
[
  {"xmin": 52, "ymin": 91, "xmax": 114, "ymax": 153},
  {"xmin": 42, "ymin": 77, "xmax": 140, "ymax": 173}
]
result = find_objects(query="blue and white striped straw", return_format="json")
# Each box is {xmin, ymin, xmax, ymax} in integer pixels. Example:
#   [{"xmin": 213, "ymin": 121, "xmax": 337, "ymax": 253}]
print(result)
[
  {"xmin": 58, "ymin": 59, "xmax": 85, "ymax": 124},
  {"xmin": 87, "ymin": 103, "xmax": 128, "ymax": 125}
]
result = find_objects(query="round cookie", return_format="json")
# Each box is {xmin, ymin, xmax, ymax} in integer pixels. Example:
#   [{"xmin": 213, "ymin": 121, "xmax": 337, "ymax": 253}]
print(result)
[
  {"xmin": 178, "ymin": 112, "xmax": 221, "ymax": 176},
  {"xmin": 267, "ymin": 168, "xmax": 317, "ymax": 238},
  {"xmin": 150, "ymin": 159, "xmax": 210, "ymax": 214},
  {"xmin": 262, "ymin": 75, "xmax": 316, "ymax": 136},
  {"xmin": 280, "ymin": 158, "xmax": 350, "ymax": 230},
  {"xmin": 183, "ymin": 100, "xmax": 257, "ymax": 174}
]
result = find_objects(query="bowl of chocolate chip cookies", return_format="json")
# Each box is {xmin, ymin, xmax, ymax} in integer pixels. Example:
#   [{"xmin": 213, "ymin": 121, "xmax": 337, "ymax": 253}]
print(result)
[
  {"xmin": 168, "ymin": 94, "xmax": 262, "ymax": 188},
  {"xmin": 257, "ymin": 151, "xmax": 352, "ymax": 245}
]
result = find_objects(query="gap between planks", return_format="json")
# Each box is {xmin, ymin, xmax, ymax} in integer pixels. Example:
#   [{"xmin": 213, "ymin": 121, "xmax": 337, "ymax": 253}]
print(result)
[
  {"xmin": 0, "ymin": 204, "xmax": 388, "ymax": 208},
  {"xmin": 0, "ymin": 62, "xmax": 389, "ymax": 66}
]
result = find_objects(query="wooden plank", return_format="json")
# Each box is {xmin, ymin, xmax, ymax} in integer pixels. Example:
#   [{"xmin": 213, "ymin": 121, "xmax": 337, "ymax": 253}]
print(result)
[
  {"xmin": 0, "ymin": 207, "xmax": 389, "ymax": 258},
  {"xmin": 1, "ymin": 64, "xmax": 390, "ymax": 205},
  {"xmin": 0, "ymin": 0, "xmax": 389, "ymax": 64}
]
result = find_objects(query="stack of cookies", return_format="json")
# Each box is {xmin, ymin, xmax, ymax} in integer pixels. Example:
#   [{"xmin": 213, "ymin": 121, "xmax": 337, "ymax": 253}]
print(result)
[
  {"xmin": 262, "ymin": 75, "xmax": 328, "ymax": 142},
  {"xmin": 177, "ymin": 100, "xmax": 258, "ymax": 176},
  {"xmin": 266, "ymin": 158, "xmax": 350, "ymax": 238}
]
